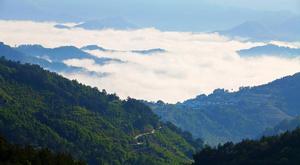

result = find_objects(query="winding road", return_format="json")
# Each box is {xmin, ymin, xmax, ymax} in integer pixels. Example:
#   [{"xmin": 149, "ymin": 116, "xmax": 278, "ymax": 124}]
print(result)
[{"xmin": 134, "ymin": 127, "xmax": 162, "ymax": 145}]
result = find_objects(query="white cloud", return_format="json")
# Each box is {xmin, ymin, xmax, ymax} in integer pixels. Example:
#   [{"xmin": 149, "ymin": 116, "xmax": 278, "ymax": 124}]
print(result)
[
  {"xmin": 270, "ymin": 41, "xmax": 300, "ymax": 49},
  {"xmin": 1, "ymin": 20, "xmax": 300, "ymax": 103}
]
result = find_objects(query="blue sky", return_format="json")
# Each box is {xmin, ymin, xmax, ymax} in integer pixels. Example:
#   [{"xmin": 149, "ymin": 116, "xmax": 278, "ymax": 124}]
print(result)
[
  {"xmin": 203, "ymin": 0, "xmax": 300, "ymax": 13},
  {"xmin": 27, "ymin": 0, "xmax": 299, "ymax": 14},
  {"xmin": 1, "ymin": 0, "xmax": 299, "ymax": 31}
]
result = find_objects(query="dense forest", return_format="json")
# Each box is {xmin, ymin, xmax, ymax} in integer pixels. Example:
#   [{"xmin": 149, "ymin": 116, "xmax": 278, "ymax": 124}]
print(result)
[
  {"xmin": 0, "ymin": 57, "xmax": 202, "ymax": 165},
  {"xmin": 193, "ymin": 128, "xmax": 300, "ymax": 165},
  {"xmin": 149, "ymin": 72, "xmax": 300, "ymax": 145},
  {"xmin": 0, "ymin": 135, "xmax": 85, "ymax": 165}
]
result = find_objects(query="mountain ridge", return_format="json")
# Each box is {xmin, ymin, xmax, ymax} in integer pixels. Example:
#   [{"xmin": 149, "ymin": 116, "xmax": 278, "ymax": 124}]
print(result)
[
  {"xmin": 219, "ymin": 16, "xmax": 300, "ymax": 41},
  {"xmin": 238, "ymin": 44, "xmax": 300, "ymax": 57},
  {"xmin": 149, "ymin": 72, "xmax": 300, "ymax": 145}
]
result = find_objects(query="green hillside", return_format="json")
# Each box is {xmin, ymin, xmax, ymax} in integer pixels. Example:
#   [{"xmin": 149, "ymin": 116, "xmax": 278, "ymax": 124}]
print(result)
[
  {"xmin": 149, "ymin": 72, "xmax": 300, "ymax": 145},
  {"xmin": 0, "ymin": 57, "xmax": 202, "ymax": 165}
]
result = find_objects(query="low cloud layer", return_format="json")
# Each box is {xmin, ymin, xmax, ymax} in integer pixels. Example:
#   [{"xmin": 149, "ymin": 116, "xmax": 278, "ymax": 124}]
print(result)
[{"xmin": 1, "ymin": 20, "xmax": 300, "ymax": 103}]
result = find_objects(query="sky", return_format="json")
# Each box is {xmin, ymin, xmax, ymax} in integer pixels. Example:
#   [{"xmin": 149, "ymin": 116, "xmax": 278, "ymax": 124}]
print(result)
[
  {"xmin": 25, "ymin": 0, "xmax": 300, "ymax": 14},
  {"xmin": 203, "ymin": 0, "xmax": 300, "ymax": 13},
  {"xmin": 1, "ymin": 0, "xmax": 299, "ymax": 31}
]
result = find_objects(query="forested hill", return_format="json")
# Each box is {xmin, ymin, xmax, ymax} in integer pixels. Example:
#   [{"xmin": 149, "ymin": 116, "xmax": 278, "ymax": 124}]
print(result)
[
  {"xmin": 0, "ymin": 135, "xmax": 85, "ymax": 165},
  {"xmin": 193, "ymin": 128, "xmax": 300, "ymax": 165},
  {"xmin": 149, "ymin": 72, "xmax": 300, "ymax": 145},
  {"xmin": 0, "ymin": 57, "xmax": 202, "ymax": 165}
]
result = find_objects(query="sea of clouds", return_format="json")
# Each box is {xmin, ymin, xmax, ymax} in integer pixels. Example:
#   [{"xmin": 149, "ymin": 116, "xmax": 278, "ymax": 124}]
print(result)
[{"xmin": 1, "ymin": 20, "xmax": 300, "ymax": 103}]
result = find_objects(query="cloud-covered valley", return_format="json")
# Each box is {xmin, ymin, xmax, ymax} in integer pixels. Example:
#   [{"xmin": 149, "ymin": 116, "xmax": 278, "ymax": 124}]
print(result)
[{"xmin": 1, "ymin": 20, "xmax": 300, "ymax": 103}]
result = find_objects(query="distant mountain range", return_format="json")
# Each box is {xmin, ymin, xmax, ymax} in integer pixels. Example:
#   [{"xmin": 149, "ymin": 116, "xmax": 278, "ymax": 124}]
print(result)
[
  {"xmin": 81, "ymin": 44, "xmax": 167, "ymax": 55},
  {"xmin": 0, "ymin": 42, "xmax": 166, "ymax": 75},
  {"xmin": 0, "ymin": 42, "xmax": 73, "ymax": 72},
  {"xmin": 16, "ymin": 44, "xmax": 104, "ymax": 62},
  {"xmin": 131, "ymin": 48, "xmax": 166, "ymax": 55},
  {"xmin": 0, "ymin": 42, "xmax": 122, "ymax": 74},
  {"xmin": 238, "ymin": 44, "xmax": 300, "ymax": 57},
  {"xmin": 52, "ymin": 16, "xmax": 300, "ymax": 41},
  {"xmin": 219, "ymin": 16, "xmax": 300, "ymax": 41},
  {"xmin": 219, "ymin": 21, "xmax": 275, "ymax": 40},
  {"xmin": 262, "ymin": 115, "xmax": 300, "ymax": 137},
  {"xmin": 81, "ymin": 45, "xmax": 109, "ymax": 51},
  {"xmin": 148, "ymin": 73, "xmax": 300, "ymax": 145},
  {"xmin": 74, "ymin": 17, "xmax": 138, "ymax": 30},
  {"xmin": 54, "ymin": 17, "xmax": 138, "ymax": 31}
]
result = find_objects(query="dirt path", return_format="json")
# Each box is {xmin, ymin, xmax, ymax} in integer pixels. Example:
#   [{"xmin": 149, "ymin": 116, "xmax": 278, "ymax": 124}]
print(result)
[{"xmin": 134, "ymin": 127, "xmax": 162, "ymax": 145}]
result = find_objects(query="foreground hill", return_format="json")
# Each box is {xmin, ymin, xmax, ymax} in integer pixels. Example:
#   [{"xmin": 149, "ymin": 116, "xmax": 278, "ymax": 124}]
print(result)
[
  {"xmin": 0, "ymin": 135, "xmax": 85, "ymax": 165},
  {"xmin": 0, "ymin": 57, "xmax": 202, "ymax": 165},
  {"xmin": 193, "ymin": 128, "xmax": 300, "ymax": 165},
  {"xmin": 149, "ymin": 73, "xmax": 300, "ymax": 145}
]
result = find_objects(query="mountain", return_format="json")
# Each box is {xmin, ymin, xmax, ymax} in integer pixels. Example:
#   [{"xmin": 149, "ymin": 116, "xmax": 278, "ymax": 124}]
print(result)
[
  {"xmin": 0, "ymin": 42, "xmax": 124, "ymax": 74},
  {"xmin": 54, "ymin": 24, "xmax": 72, "ymax": 29},
  {"xmin": 148, "ymin": 73, "xmax": 300, "ymax": 145},
  {"xmin": 192, "ymin": 128, "xmax": 300, "ymax": 165},
  {"xmin": 238, "ymin": 44, "xmax": 300, "ymax": 57},
  {"xmin": 273, "ymin": 16, "xmax": 300, "ymax": 41},
  {"xmin": 262, "ymin": 116, "xmax": 300, "ymax": 137},
  {"xmin": 219, "ymin": 21, "xmax": 275, "ymax": 41},
  {"xmin": 0, "ymin": 42, "xmax": 31, "ymax": 62},
  {"xmin": 0, "ymin": 135, "xmax": 85, "ymax": 165},
  {"xmin": 81, "ymin": 45, "xmax": 109, "ymax": 51},
  {"xmin": 0, "ymin": 42, "xmax": 71, "ymax": 72},
  {"xmin": 15, "ymin": 44, "xmax": 116, "ymax": 64},
  {"xmin": 81, "ymin": 44, "xmax": 167, "ymax": 55},
  {"xmin": 220, "ymin": 16, "xmax": 300, "ymax": 41},
  {"xmin": 73, "ymin": 17, "xmax": 138, "ymax": 30},
  {"xmin": 53, "ymin": 17, "xmax": 139, "ymax": 31},
  {"xmin": 0, "ymin": 43, "xmax": 86, "ymax": 73},
  {"xmin": 0, "ymin": 57, "xmax": 202, "ymax": 165},
  {"xmin": 131, "ymin": 48, "xmax": 166, "ymax": 55}
]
